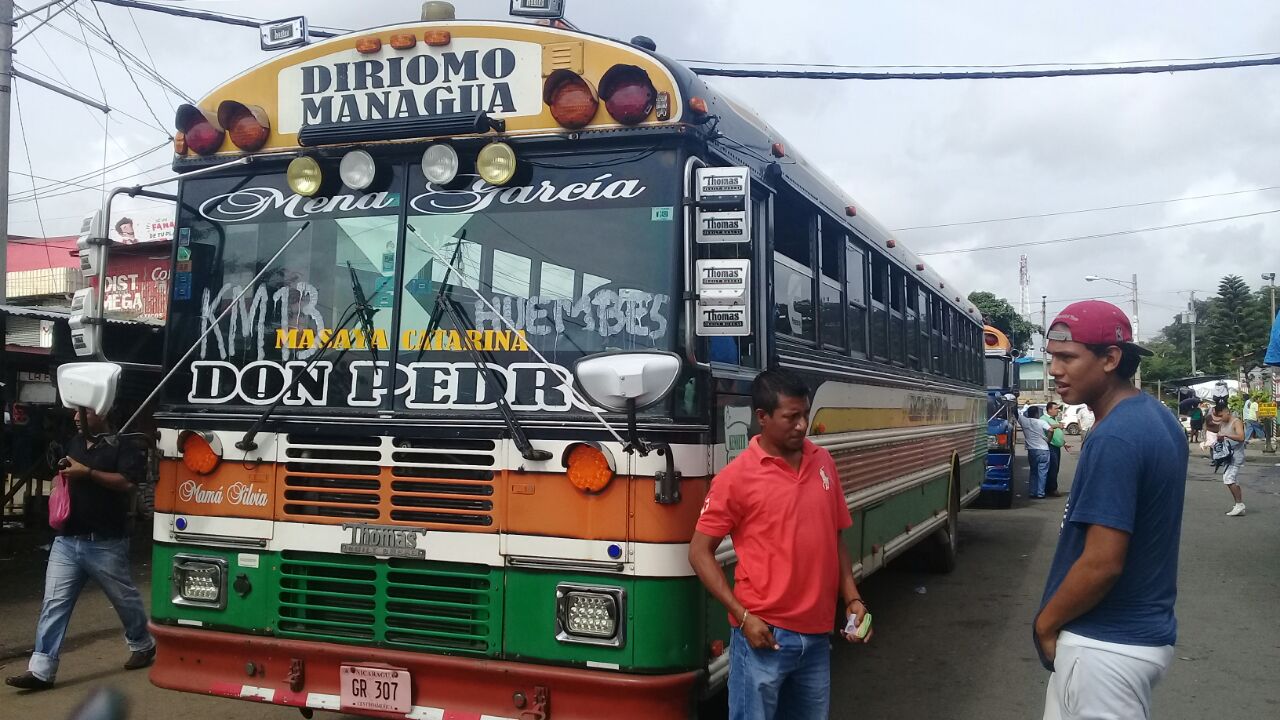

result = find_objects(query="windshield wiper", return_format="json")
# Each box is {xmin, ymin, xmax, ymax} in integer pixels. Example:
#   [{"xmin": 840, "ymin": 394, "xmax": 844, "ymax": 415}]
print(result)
[
  {"xmin": 236, "ymin": 262, "xmax": 380, "ymax": 452},
  {"xmin": 405, "ymin": 223, "xmax": 630, "ymax": 454},
  {"xmin": 413, "ymin": 233, "xmax": 551, "ymax": 462}
]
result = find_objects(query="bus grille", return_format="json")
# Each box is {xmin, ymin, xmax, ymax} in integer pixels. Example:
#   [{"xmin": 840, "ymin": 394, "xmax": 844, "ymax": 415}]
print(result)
[
  {"xmin": 275, "ymin": 551, "xmax": 500, "ymax": 656},
  {"xmin": 278, "ymin": 435, "xmax": 499, "ymax": 530}
]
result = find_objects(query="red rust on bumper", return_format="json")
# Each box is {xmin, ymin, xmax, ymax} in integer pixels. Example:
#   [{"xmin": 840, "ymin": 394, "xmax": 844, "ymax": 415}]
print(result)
[{"xmin": 148, "ymin": 623, "xmax": 700, "ymax": 719}]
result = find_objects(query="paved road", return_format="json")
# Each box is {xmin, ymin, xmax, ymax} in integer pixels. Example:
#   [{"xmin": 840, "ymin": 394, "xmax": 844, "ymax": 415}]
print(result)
[
  {"xmin": 832, "ymin": 443, "xmax": 1280, "ymax": 720},
  {"xmin": 2, "ymin": 444, "xmax": 1277, "ymax": 719}
]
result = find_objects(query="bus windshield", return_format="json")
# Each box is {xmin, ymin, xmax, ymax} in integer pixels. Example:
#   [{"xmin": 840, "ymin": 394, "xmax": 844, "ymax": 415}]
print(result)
[
  {"xmin": 984, "ymin": 357, "xmax": 1009, "ymax": 390},
  {"xmin": 167, "ymin": 151, "xmax": 680, "ymax": 414}
]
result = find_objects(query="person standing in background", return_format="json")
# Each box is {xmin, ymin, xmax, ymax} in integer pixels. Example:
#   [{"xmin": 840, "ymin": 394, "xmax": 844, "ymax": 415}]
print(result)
[
  {"xmin": 1020, "ymin": 405, "xmax": 1052, "ymax": 499},
  {"xmin": 1242, "ymin": 396, "xmax": 1263, "ymax": 446},
  {"xmin": 1207, "ymin": 403, "xmax": 1247, "ymax": 517},
  {"xmin": 1044, "ymin": 402, "xmax": 1070, "ymax": 498}
]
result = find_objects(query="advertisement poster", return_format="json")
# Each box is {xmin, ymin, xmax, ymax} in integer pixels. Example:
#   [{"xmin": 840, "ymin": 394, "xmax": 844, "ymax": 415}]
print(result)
[{"xmin": 111, "ymin": 206, "xmax": 176, "ymax": 245}]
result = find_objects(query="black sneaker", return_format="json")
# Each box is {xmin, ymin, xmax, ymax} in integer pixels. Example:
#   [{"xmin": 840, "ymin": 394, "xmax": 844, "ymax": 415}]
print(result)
[
  {"xmin": 5, "ymin": 672, "xmax": 54, "ymax": 691},
  {"xmin": 124, "ymin": 647, "xmax": 156, "ymax": 671}
]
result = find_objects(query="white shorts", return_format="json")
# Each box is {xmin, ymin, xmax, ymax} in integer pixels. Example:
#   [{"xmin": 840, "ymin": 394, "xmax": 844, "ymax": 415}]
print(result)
[
  {"xmin": 1223, "ymin": 456, "xmax": 1245, "ymax": 485},
  {"xmin": 1042, "ymin": 631, "xmax": 1173, "ymax": 720}
]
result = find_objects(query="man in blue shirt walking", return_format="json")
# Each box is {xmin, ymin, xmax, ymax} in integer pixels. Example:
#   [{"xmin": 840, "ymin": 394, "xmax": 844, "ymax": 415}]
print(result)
[{"xmin": 1034, "ymin": 300, "xmax": 1185, "ymax": 720}]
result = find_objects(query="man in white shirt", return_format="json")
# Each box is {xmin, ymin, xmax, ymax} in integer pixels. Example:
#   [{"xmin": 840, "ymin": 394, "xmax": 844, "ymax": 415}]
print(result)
[{"xmin": 1020, "ymin": 405, "xmax": 1052, "ymax": 499}]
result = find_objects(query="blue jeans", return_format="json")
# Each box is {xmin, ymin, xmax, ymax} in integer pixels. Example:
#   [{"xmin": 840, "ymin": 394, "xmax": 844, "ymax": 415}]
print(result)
[
  {"xmin": 1047, "ymin": 446, "xmax": 1061, "ymax": 496},
  {"xmin": 1245, "ymin": 420, "xmax": 1265, "ymax": 441},
  {"xmin": 729, "ymin": 626, "xmax": 830, "ymax": 720},
  {"xmin": 28, "ymin": 536, "xmax": 154, "ymax": 682},
  {"xmin": 1028, "ymin": 448, "xmax": 1051, "ymax": 498}
]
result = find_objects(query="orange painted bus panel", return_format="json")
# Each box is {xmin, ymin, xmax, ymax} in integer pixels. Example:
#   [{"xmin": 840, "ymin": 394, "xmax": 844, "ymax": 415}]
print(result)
[
  {"xmin": 503, "ymin": 470, "xmax": 627, "ymax": 540},
  {"xmin": 629, "ymin": 476, "xmax": 710, "ymax": 543},
  {"xmin": 164, "ymin": 459, "xmax": 275, "ymax": 520}
]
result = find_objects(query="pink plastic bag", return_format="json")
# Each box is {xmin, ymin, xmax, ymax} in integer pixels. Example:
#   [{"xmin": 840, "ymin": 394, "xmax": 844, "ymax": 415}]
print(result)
[{"xmin": 48, "ymin": 472, "xmax": 71, "ymax": 532}]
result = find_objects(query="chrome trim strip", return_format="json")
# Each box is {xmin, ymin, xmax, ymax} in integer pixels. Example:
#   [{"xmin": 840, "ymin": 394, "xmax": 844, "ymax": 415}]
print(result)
[{"xmin": 171, "ymin": 531, "xmax": 268, "ymax": 548}]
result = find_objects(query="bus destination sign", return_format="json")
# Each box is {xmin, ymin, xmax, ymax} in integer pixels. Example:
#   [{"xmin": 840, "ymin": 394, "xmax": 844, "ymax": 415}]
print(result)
[{"xmin": 278, "ymin": 39, "xmax": 543, "ymax": 134}]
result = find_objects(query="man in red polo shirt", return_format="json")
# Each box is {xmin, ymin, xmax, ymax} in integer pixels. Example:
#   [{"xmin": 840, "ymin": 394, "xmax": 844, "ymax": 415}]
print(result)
[{"xmin": 689, "ymin": 370, "xmax": 869, "ymax": 720}]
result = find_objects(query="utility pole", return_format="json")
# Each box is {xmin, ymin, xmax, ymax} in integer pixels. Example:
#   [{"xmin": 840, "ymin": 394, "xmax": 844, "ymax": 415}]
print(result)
[
  {"xmin": 1, "ymin": 0, "xmax": 13, "ymax": 304},
  {"xmin": 1188, "ymin": 290, "xmax": 1197, "ymax": 375},
  {"xmin": 1039, "ymin": 294, "xmax": 1049, "ymax": 399},
  {"xmin": 1131, "ymin": 273, "xmax": 1141, "ymax": 390}
]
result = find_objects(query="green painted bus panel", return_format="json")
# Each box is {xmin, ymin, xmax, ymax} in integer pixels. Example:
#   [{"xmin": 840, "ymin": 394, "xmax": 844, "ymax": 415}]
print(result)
[
  {"xmin": 846, "ymin": 508, "xmax": 865, "ymax": 563},
  {"xmin": 631, "ymin": 575, "xmax": 703, "ymax": 669},
  {"xmin": 860, "ymin": 474, "xmax": 947, "ymax": 554},
  {"xmin": 503, "ymin": 570, "xmax": 633, "ymax": 667},
  {"xmin": 502, "ymin": 570, "xmax": 704, "ymax": 672},
  {"xmin": 151, "ymin": 543, "xmax": 273, "ymax": 633},
  {"xmin": 269, "ymin": 551, "xmax": 503, "ymax": 658}
]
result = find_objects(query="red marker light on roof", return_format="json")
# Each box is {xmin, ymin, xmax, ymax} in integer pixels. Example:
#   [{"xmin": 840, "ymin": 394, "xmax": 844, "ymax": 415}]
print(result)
[
  {"xmin": 886, "ymin": 239, "xmax": 896, "ymax": 248},
  {"xmin": 217, "ymin": 101, "xmax": 270, "ymax": 152},
  {"xmin": 771, "ymin": 143, "xmax": 785, "ymax": 158},
  {"xmin": 175, "ymin": 104, "xmax": 224, "ymax": 156},
  {"xmin": 543, "ymin": 70, "xmax": 598, "ymax": 129},
  {"xmin": 845, "ymin": 205, "xmax": 857, "ymax": 217},
  {"xmin": 916, "ymin": 263, "xmax": 925, "ymax": 271},
  {"xmin": 355, "ymin": 36, "xmax": 382, "ymax": 54},
  {"xmin": 599, "ymin": 64, "xmax": 656, "ymax": 125}
]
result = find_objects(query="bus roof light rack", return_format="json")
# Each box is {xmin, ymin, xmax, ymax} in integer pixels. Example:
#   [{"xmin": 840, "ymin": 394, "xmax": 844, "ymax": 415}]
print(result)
[{"xmin": 299, "ymin": 113, "xmax": 504, "ymax": 146}]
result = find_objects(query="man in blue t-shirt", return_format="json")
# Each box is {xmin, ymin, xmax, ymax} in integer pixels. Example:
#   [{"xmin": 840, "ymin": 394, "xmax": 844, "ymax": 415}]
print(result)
[{"xmin": 1034, "ymin": 300, "xmax": 1185, "ymax": 720}]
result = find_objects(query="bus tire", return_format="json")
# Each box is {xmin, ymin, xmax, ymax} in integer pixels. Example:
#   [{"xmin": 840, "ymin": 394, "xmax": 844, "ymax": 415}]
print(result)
[{"xmin": 927, "ymin": 464, "xmax": 961, "ymax": 573}]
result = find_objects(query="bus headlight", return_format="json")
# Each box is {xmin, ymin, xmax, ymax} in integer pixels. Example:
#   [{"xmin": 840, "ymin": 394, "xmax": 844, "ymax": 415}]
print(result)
[
  {"xmin": 287, "ymin": 156, "xmax": 324, "ymax": 197},
  {"xmin": 172, "ymin": 556, "xmax": 227, "ymax": 609},
  {"xmin": 556, "ymin": 584, "xmax": 625, "ymax": 646}
]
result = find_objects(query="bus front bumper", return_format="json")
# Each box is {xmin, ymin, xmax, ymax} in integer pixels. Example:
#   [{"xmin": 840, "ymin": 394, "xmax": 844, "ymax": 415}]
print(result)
[{"xmin": 149, "ymin": 624, "xmax": 700, "ymax": 720}]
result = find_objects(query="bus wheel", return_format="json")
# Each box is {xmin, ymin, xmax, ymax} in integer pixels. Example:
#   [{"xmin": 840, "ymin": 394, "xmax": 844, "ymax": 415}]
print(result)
[{"xmin": 928, "ymin": 466, "xmax": 961, "ymax": 573}]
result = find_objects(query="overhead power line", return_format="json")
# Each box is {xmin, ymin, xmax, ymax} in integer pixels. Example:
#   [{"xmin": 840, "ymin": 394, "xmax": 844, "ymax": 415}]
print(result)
[
  {"xmin": 91, "ymin": 0, "xmax": 341, "ymax": 38},
  {"xmin": 681, "ymin": 50, "xmax": 1280, "ymax": 71},
  {"xmin": 690, "ymin": 55, "xmax": 1280, "ymax": 80},
  {"xmin": 918, "ymin": 208, "xmax": 1280, "ymax": 256},
  {"xmin": 893, "ymin": 184, "xmax": 1280, "ymax": 231}
]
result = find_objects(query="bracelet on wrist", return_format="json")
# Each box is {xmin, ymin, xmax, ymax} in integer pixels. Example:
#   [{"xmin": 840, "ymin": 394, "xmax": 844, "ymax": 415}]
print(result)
[{"xmin": 740, "ymin": 608, "xmax": 750, "ymax": 624}]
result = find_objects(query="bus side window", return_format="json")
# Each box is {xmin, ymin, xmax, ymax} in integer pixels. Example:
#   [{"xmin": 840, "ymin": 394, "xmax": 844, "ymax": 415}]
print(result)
[
  {"xmin": 917, "ymin": 286, "xmax": 931, "ymax": 372},
  {"xmin": 819, "ymin": 217, "xmax": 845, "ymax": 350},
  {"xmin": 888, "ymin": 266, "xmax": 906, "ymax": 365},
  {"xmin": 845, "ymin": 243, "xmax": 867, "ymax": 357},
  {"xmin": 869, "ymin": 253, "xmax": 889, "ymax": 359},
  {"xmin": 906, "ymin": 279, "xmax": 920, "ymax": 370},
  {"xmin": 773, "ymin": 194, "xmax": 815, "ymax": 342}
]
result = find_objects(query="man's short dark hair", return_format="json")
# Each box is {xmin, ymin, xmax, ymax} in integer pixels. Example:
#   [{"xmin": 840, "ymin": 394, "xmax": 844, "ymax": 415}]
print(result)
[
  {"xmin": 1046, "ymin": 401, "xmax": 1060, "ymax": 411},
  {"xmin": 751, "ymin": 370, "xmax": 809, "ymax": 414},
  {"xmin": 1026, "ymin": 405, "xmax": 1043, "ymax": 418},
  {"xmin": 1084, "ymin": 344, "xmax": 1141, "ymax": 380}
]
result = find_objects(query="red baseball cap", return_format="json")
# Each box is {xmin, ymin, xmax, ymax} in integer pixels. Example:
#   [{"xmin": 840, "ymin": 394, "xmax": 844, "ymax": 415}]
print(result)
[{"xmin": 1047, "ymin": 300, "xmax": 1152, "ymax": 356}]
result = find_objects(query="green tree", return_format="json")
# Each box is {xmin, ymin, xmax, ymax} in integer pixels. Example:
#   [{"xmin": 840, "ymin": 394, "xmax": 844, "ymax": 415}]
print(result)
[
  {"xmin": 967, "ymin": 291, "xmax": 1039, "ymax": 351},
  {"xmin": 1206, "ymin": 275, "xmax": 1269, "ymax": 373}
]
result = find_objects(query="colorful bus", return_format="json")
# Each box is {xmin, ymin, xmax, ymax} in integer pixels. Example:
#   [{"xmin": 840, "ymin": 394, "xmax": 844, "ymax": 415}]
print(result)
[
  {"xmin": 68, "ymin": 6, "xmax": 987, "ymax": 718},
  {"xmin": 980, "ymin": 326, "xmax": 1020, "ymax": 508}
]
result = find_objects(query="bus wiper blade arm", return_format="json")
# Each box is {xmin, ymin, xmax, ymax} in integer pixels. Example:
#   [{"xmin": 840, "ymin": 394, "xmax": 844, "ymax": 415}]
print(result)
[
  {"xmin": 236, "ymin": 263, "xmax": 376, "ymax": 452},
  {"xmin": 432, "ymin": 290, "xmax": 551, "ymax": 462}
]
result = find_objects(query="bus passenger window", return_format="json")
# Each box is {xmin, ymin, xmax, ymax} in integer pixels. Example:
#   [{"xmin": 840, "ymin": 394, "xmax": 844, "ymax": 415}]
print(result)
[
  {"xmin": 918, "ymin": 288, "xmax": 931, "ymax": 372},
  {"xmin": 774, "ymin": 256, "xmax": 815, "ymax": 341},
  {"xmin": 846, "ymin": 245, "xmax": 867, "ymax": 356},
  {"xmin": 889, "ymin": 268, "xmax": 906, "ymax": 365},
  {"xmin": 819, "ymin": 220, "xmax": 844, "ymax": 349},
  {"xmin": 869, "ymin": 254, "xmax": 888, "ymax": 359},
  {"xmin": 773, "ymin": 196, "xmax": 815, "ymax": 341},
  {"xmin": 906, "ymin": 280, "xmax": 920, "ymax": 370}
]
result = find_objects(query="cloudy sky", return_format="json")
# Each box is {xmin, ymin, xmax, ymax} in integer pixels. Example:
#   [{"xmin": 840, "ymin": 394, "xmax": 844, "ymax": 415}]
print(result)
[{"xmin": 10, "ymin": 0, "xmax": 1280, "ymax": 337}]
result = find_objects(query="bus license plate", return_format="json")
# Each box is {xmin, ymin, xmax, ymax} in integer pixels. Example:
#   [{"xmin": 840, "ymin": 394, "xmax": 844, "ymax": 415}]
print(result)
[{"xmin": 339, "ymin": 665, "xmax": 412, "ymax": 714}]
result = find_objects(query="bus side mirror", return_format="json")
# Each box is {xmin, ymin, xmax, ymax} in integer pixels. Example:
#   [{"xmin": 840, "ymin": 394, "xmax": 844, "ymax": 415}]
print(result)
[{"xmin": 57, "ymin": 362, "xmax": 123, "ymax": 415}]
